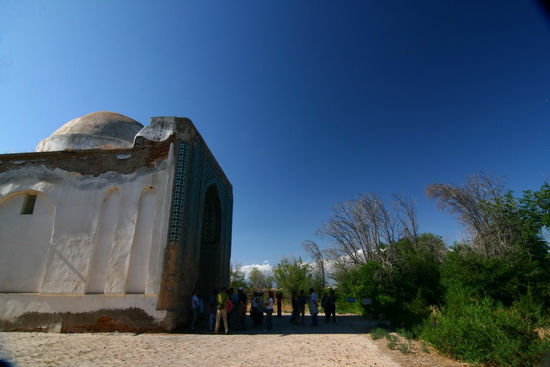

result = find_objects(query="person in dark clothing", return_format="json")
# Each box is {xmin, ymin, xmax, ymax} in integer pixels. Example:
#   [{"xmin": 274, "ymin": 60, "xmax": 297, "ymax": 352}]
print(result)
[
  {"xmin": 289, "ymin": 290, "xmax": 298, "ymax": 323},
  {"xmin": 236, "ymin": 287, "xmax": 248, "ymax": 330},
  {"xmin": 325, "ymin": 289, "xmax": 337, "ymax": 323},
  {"xmin": 276, "ymin": 291, "xmax": 283, "ymax": 317},
  {"xmin": 296, "ymin": 290, "xmax": 307, "ymax": 324}
]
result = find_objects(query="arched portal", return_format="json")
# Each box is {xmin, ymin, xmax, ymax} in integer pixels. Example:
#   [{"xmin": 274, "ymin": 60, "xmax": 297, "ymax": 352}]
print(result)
[{"xmin": 197, "ymin": 185, "xmax": 222, "ymax": 297}]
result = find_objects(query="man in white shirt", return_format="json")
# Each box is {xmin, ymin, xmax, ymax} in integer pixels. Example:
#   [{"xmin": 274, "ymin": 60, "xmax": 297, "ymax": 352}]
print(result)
[{"xmin": 309, "ymin": 288, "xmax": 319, "ymax": 326}]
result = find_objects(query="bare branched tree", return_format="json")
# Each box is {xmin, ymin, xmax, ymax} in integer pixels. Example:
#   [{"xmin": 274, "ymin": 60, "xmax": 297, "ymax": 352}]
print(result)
[
  {"xmin": 393, "ymin": 194, "xmax": 419, "ymax": 245},
  {"xmin": 318, "ymin": 192, "xmax": 418, "ymax": 274},
  {"xmin": 426, "ymin": 172, "xmax": 515, "ymax": 257},
  {"xmin": 319, "ymin": 198, "xmax": 376, "ymax": 266},
  {"xmin": 302, "ymin": 240, "xmax": 326, "ymax": 289}
]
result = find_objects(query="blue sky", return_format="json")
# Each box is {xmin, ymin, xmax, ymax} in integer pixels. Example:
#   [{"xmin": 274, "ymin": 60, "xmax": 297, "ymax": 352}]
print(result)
[{"xmin": 1, "ymin": 1, "xmax": 549, "ymax": 272}]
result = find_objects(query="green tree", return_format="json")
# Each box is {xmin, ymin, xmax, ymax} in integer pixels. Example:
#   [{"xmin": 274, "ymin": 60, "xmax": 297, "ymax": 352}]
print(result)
[
  {"xmin": 229, "ymin": 263, "xmax": 247, "ymax": 290},
  {"xmin": 272, "ymin": 256, "xmax": 312, "ymax": 296},
  {"xmin": 388, "ymin": 233, "xmax": 446, "ymax": 305},
  {"xmin": 248, "ymin": 267, "xmax": 273, "ymax": 290},
  {"xmin": 331, "ymin": 233, "xmax": 445, "ymax": 326},
  {"xmin": 430, "ymin": 178, "xmax": 550, "ymax": 306},
  {"xmin": 424, "ymin": 177, "xmax": 550, "ymax": 366}
]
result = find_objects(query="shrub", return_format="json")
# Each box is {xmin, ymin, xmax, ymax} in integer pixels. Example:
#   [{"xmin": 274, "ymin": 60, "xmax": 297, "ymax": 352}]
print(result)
[
  {"xmin": 370, "ymin": 327, "xmax": 390, "ymax": 340},
  {"xmin": 421, "ymin": 287, "xmax": 550, "ymax": 366},
  {"xmin": 396, "ymin": 328, "xmax": 414, "ymax": 340},
  {"xmin": 387, "ymin": 339, "xmax": 398, "ymax": 350},
  {"xmin": 398, "ymin": 343, "xmax": 410, "ymax": 354}
]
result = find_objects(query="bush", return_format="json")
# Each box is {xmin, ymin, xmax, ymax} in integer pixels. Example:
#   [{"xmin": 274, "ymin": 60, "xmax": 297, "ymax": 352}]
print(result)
[
  {"xmin": 370, "ymin": 327, "xmax": 390, "ymax": 340},
  {"xmin": 398, "ymin": 343, "xmax": 410, "ymax": 354},
  {"xmin": 421, "ymin": 287, "xmax": 550, "ymax": 366},
  {"xmin": 396, "ymin": 328, "xmax": 414, "ymax": 340}
]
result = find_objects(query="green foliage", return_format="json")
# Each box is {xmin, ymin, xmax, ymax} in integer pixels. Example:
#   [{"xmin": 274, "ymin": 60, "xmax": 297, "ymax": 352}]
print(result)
[
  {"xmin": 321, "ymin": 179, "xmax": 550, "ymax": 366},
  {"xmin": 396, "ymin": 328, "xmax": 414, "ymax": 340},
  {"xmin": 333, "ymin": 296, "xmax": 364, "ymax": 315},
  {"xmin": 421, "ymin": 182, "xmax": 550, "ymax": 366},
  {"xmin": 247, "ymin": 267, "xmax": 273, "ymax": 290},
  {"xmin": 330, "ymin": 234, "xmax": 446, "ymax": 329},
  {"xmin": 390, "ymin": 234, "xmax": 445, "ymax": 306},
  {"xmin": 272, "ymin": 256, "xmax": 312, "ymax": 296},
  {"xmin": 441, "ymin": 240, "xmax": 549, "ymax": 308},
  {"xmin": 229, "ymin": 263, "xmax": 247, "ymax": 290},
  {"xmin": 421, "ymin": 341, "xmax": 430, "ymax": 354},
  {"xmin": 370, "ymin": 327, "xmax": 390, "ymax": 340},
  {"xmin": 398, "ymin": 343, "xmax": 410, "ymax": 354},
  {"xmin": 421, "ymin": 287, "xmax": 550, "ymax": 366},
  {"xmin": 387, "ymin": 339, "xmax": 398, "ymax": 350}
]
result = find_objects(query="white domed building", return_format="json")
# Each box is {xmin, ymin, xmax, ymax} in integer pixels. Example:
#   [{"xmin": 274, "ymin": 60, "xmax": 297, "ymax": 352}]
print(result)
[
  {"xmin": 0, "ymin": 112, "xmax": 233, "ymax": 332},
  {"xmin": 36, "ymin": 111, "xmax": 145, "ymax": 152}
]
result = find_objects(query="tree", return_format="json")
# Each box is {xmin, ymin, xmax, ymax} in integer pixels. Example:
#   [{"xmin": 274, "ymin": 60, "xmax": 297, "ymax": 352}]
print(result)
[
  {"xmin": 428, "ymin": 174, "xmax": 550, "ymax": 306},
  {"xmin": 248, "ymin": 267, "xmax": 273, "ymax": 290},
  {"xmin": 302, "ymin": 240, "xmax": 326, "ymax": 289},
  {"xmin": 229, "ymin": 263, "xmax": 247, "ymax": 290},
  {"xmin": 426, "ymin": 172, "xmax": 507, "ymax": 257},
  {"xmin": 319, "ymin": 193, "xmax": 395, "ymax": 267},
  {"xmin": 319, "ymin": 192, "xmax": 420, "ymax": 278},
  {"xmin": 388, "ymin": 233, "xmax": 446, "ymax": 305},
  {"xmin": 272, "ymin": 256, "xmax": 312, "ymax": 295},
  {"xmin": 427, "ymin": 173, "xmax": 549, "ymax": 259}
]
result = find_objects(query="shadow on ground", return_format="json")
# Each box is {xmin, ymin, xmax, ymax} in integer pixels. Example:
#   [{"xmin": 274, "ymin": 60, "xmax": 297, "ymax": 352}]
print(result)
[{"xmin": 175, "ymin": 314, "xmax": 383, "ymax": 335}]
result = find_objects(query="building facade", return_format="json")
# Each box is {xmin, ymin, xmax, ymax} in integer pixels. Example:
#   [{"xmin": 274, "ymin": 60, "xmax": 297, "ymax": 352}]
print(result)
[{"xmin": 0, "ymin": 112, "xmax": 232, "ymax": 332}]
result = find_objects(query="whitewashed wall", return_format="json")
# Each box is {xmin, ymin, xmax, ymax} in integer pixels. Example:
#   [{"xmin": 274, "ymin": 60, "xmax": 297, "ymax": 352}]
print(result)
[{"xmin": 0, "ymin": 145, "xmax": 174, "ymax": 324}]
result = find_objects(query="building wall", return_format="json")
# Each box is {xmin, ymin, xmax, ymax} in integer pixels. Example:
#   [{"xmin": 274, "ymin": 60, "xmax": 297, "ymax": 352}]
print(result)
[
  {"xmin": 0, "ymin": 191, "xmax": 54, "ymax": 292},
  {"xmin": 0, "ymin": 116, "xmax": 233, "ymax": 332},
  {"xmin": 156, "ymin": 132, "xmax": 233, "ymax": 329},
  {"xmin": 0, "ymin": 143, "xmax": 175, "ymax": 330}
]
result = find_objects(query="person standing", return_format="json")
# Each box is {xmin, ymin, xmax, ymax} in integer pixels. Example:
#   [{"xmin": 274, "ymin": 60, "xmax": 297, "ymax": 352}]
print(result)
[
  {"xmin": 228, "ymin": 288, "xmax": 238, "ymax": 330},
  {"xmin": 321, "ymin": 292, "xmax": 328, "ymax": 317},
  {"xmin": 276, "ymin": 291, "xmax": 283, "ymax": 317},
  {"xmin": 237, "ymin": 287, "xmax": 248, "ymax": 331},
  {"xmin": 289, "ymin": 290, "xmax": 297, "ymax": 323},
  {"xmin": 208, "ymin": 289, "xmax": 218, "ymax": 332},
  {"xmin": 296, "ymin": 290, "xmax": 307, "ymax": 324},
  {"xmin": 254, "ymin": 292, "xmax": 264, "ymax": 327},
  {"xmin": 264, "ymin": 290, "xmax": 274, "ymax": 331},
  {"xmin": 250, "ymin": 291, "xmax": 258, "ymax": 324},
  {"xmin": 190, "ymin": 289, "xmax": 200, "ymax": 330},
  {"xmin": 309, "ymin": 288, "xmax": 319, "ymax": 327},
  {"xmin": 214, "ymin": 286, "xmax": 229, "ymax": 334},
  {"xmin": 325, "ymin": 289, "xmax": 337, "ymax": 323}
]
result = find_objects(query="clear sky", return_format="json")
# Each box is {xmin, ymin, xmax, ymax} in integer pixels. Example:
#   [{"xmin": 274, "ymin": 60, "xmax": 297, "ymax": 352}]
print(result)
[{"xmin": 1, "ymin": 1, "xmax": 549, "ymax": 273}]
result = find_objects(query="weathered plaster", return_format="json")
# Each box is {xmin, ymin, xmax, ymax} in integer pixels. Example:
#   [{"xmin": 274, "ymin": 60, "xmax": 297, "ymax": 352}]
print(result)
[{"xmin": 0, "ymin": 114, "xmax": 232, "ymax": 332}]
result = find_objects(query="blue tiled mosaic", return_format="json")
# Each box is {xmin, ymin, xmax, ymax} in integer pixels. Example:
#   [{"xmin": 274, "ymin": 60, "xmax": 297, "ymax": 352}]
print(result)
[{"xmin": 169, "ymin": 142, "xmax": 189, "ymax": 242}]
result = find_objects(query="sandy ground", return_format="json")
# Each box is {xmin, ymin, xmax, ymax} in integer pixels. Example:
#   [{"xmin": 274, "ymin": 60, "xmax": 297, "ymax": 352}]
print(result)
[{"xmin": 0, "ymin": 314, "xmax": 466, "ymax": 367}]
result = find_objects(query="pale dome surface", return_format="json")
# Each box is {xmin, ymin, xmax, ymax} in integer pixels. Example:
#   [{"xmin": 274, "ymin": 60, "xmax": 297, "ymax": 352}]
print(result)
[{"xmin": 36, "ymin": 111, "xmax": 144, "ymax": 152}]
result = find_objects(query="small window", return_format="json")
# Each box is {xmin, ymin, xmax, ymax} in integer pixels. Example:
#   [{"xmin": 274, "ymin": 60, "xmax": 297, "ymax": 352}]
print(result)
[{"xmin": 21, "ymin": 194, "xmax": 37, "ymax": 215}]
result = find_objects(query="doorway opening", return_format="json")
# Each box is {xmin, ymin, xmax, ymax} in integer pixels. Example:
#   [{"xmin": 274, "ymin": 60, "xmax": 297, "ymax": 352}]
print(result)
[{"xmin": 197, "ymin": 185, "xmax": 222, "ymax": 298}]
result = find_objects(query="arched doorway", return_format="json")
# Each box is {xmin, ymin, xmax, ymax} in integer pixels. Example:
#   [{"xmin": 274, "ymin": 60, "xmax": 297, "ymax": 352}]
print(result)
[{"xmin": 197, "ymin": 185, "xmax": 222, "ymax": 298}]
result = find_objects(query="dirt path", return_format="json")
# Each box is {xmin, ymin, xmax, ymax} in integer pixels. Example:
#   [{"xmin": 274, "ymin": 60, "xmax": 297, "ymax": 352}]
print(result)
[{"xmin": 0, "ymin": 314, "xmax": 466, "ymax": 366}]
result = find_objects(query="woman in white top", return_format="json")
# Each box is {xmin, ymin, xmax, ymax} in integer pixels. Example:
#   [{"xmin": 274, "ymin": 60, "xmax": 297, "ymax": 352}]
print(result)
[{"xmin": 264, "ymin": 291, "xmax": 274, "ymax": 331}]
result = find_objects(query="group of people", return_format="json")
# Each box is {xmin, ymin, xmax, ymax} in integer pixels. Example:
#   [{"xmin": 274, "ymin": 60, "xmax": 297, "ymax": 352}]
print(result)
[
  {"xmin": 288, "ymin": 288, "xmax": 336, "ymax": 326},
  {"xmin": 190, "ymin": 287, "xmax": 337, "ymax": 333},
  {"xmin": 206, "ymin": 286, "xmax": 249, "ymax": 334}
]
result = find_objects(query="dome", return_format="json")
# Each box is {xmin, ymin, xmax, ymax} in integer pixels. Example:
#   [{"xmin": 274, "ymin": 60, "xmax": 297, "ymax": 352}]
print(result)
[{"xmin": 36, "ymin": 111, "xmax": 144, "ymax": 152}]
